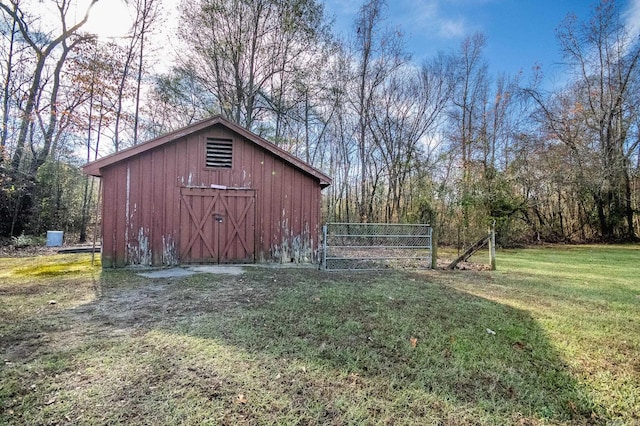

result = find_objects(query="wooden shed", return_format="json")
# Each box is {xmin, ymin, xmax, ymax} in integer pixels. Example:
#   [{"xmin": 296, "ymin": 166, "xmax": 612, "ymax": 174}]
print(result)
[{"xmin": 82, "ymin": 115, "xmax": 331, "ymax": 268}]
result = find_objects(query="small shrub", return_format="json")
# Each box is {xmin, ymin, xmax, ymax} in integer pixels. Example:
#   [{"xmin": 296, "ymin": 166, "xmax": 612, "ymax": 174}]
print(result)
[{"xmin": 11, "ymin": 233, "xmax": 45, "ymax": 248}]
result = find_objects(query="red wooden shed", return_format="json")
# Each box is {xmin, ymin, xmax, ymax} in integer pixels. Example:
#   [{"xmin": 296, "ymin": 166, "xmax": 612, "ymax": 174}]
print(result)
[{"xmin": 82, "ymin": 115, "xmax": 331, "ymax": 268}]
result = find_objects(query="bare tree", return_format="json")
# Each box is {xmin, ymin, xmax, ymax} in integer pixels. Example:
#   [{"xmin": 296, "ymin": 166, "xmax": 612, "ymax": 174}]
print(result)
[
  {"xmin": 0, "ymin": 0, "xmax": 20, "ymax": 149},
  {"xmin": 0, "ymin": 0, "xmax": 98, "ymax": 172},
  {"xmin": 177, "ymin": 0, "xmax": 329, "ymax": 131},
  {"xmin": 0, "ymin": 0, "xmax": 98, "ymax": 236},
  {"xmin": 352, "ymin": 0, "xmax": 407, "ymax": 222},
  {"xmin": 527, "ymin": 0, "xmax": 640, "ymax": 240},
  {"xmin": 449, "ymin": 32, "xmax": 488, "ymax": 207},
  {"xmin": 67, "ymin": 39, "xmax": 123, "ymax": 242},
  {"xmin": 368, "ymin": 59, "xmax": 453, "ymax": 221},
  {"xmin": 131, "ymin": 0, "xmax": 160, "ymax": 145},
  {"xmin": 108, "ymin": 0, "xmax": 161, "ymax": 151}
]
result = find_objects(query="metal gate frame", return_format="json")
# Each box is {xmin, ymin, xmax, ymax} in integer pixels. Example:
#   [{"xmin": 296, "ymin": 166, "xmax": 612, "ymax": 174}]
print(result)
[{"xmin": 322, "ymin": 223, "xmax": 432, "ymax": 270}]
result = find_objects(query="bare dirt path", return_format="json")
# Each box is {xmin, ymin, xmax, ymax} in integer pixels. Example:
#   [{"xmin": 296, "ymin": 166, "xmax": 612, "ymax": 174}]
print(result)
[{"xmin": 2, "ymin": 265, "xmax": 282, "ymax": 364}]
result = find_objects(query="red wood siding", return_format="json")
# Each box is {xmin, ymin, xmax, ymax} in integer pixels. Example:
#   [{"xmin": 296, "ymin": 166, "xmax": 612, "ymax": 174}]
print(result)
[
  {"xmin": 99, "ymin": 123, "xmax": 323, "ymax": 267},
  {"xmin": 178, "ymin": 187, "xmax": 255, "ymax": 263}
]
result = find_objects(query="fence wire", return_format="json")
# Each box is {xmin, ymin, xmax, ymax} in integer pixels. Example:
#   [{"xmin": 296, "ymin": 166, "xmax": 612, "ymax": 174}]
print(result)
[{"xmin": 322, "ymin": 223, "xmax": 432, "ymax": 270}]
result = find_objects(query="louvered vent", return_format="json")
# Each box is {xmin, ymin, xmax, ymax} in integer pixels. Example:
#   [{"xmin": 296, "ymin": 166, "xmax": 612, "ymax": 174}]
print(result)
[{"xmin": 206, "ymin": 138, "xmax": 233, "ymax": 168}]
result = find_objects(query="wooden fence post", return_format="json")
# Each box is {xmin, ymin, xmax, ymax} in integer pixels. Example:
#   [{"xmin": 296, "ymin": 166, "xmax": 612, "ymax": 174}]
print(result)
[{"xmin": 489, "ymin": 220, "xmax": 496, "ymax": 271}]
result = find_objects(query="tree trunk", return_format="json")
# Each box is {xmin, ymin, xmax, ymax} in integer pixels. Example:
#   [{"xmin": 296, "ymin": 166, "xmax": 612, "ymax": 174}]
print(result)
[
  {"xmin": 10, "ymin": 52, "xmax": 45, "ymax": 173},
  {"xmin": 623, "ymin": 159, "xmax": 635, "ymax": 239},
  {"xmin": 1, "ymin": 10, "xmax": 17, "ymax": 149}
]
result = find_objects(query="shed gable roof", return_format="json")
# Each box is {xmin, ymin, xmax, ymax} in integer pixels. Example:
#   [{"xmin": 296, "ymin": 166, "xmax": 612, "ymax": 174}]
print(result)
[{"xmin": 82, "ymin": 115, "xmax": 331, "ymax": 187}]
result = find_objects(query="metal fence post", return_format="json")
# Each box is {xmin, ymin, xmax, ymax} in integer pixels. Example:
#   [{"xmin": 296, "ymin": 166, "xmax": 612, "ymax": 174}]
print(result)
[
  {"xmin": 430, "ymin": 223, "xmax": 437, "ymax": 270},
  {"xmin": 322, "ymin": 224, "xmax": 327, "ymax": 269}
]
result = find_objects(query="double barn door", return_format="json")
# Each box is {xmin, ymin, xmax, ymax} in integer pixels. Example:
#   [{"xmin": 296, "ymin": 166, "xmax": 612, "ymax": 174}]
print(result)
[{"xmin": 179, "ymin": 187, "xmax": 256, "ymax": 263}]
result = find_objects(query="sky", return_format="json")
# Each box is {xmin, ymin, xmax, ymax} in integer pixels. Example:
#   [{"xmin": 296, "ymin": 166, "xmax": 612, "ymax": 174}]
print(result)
[
  {"xmin": 82, "ymin": 0, "xmax": 640, "ymax": 82},
  {"xmin": 323, "ymin": 0, "xmax": 640, "ymax": 81}
]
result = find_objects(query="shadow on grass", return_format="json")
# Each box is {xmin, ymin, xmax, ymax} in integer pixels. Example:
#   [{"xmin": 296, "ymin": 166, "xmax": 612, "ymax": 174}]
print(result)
[
  {"xmin": 169, "ymin": 268, "xmax": 599, "ymax": 424},
  {"xmin": 1, "ymin": 266, "xmax": 600, "ymax": 425}
]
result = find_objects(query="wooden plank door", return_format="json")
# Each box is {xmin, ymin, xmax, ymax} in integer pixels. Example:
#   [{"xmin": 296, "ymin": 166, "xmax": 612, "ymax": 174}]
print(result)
[{"xmin": 179, "ymin": 187, "xmax": 256, "ymax": 263}]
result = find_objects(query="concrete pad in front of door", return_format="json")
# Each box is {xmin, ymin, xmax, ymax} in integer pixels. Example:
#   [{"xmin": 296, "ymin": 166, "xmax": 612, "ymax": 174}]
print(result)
[{"xmin": 137, "ymin": 265, "xmax": 244, "ymax": 279}]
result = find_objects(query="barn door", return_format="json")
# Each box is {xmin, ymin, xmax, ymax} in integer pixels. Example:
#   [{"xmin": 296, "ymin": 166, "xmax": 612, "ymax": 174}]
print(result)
[{"xmin": 179, "ymin": 187, "xmax": 256, "ymax": 263}]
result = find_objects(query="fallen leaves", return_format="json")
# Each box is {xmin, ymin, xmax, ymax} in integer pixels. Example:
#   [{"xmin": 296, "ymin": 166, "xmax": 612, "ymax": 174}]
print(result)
[
  {"xmin": 513, "ymin": 341, "xmax": 526, "ymax": 351},
  {"xmin": 348, "ymin": 372, "xmax": 361, "ymax": 386}
]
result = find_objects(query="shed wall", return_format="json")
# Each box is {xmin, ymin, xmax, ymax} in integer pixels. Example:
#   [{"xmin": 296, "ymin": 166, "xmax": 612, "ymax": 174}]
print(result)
[{"xmin": 100, "ymin": 124, "xmax": 322, "ymax": 267}]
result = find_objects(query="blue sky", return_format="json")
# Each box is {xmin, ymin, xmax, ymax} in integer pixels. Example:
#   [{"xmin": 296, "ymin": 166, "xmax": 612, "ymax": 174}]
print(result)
[
  {"xmin": 83, "ymin": 0, "xmax": 640, "ymax": 84},
  {"xmin": 323, "ymin": 0, "xmax": 640, "ymax": 81}
]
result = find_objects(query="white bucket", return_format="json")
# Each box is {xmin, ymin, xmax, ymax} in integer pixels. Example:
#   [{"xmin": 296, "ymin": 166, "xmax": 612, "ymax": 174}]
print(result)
[{"xmin": 46, "ymin": 231, "xmax": 64, "ymax": 247}]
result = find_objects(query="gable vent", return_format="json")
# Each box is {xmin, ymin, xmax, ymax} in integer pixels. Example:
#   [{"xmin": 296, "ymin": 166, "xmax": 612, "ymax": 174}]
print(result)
[{"xmin": 206, "ymin": 138, "xmax": 233, "ymax": 168}]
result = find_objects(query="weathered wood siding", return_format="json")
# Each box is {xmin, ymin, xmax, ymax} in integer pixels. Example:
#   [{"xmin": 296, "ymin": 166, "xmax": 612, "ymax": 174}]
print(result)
[{"xmin": 100, "ymin": 123, "xmax": 322, "ymax": 267}]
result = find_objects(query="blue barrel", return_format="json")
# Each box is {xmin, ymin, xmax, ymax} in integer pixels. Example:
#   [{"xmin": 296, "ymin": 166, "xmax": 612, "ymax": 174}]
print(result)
[{"xmin": 46, "ymin": 231, "xmax": 64, "ymax": 247}]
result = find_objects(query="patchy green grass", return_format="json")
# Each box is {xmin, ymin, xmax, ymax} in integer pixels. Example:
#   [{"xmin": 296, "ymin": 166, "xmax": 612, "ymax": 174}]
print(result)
[
  {"xmin": 0, "ymin": 254, "xmax": 101, "ymax": 339},
  {"xmin": 0, "ymin": 252, "xmax": 101, "ymax": 279},
  {"xmin": 0, "ymin": 246, "xmax": 638, "ymax": 425},
  {"xmin": 463, "ymin": 244, "xmax": 640, "ymax": 421}
]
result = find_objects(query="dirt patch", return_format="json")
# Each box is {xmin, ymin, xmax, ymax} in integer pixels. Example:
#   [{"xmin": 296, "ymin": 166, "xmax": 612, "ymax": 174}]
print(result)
[
  {"xmin": 435, "ymin": 257, "xmax": 492, "ymax": 271},
  {"xmin": 0, "ymin": 245, "xmax": 60, "ymax": 258},
  {"xmin": 136, "ymin": 265, "xmax": 245, "ymax": 279},
  {"xmin": 1, "ymin": 268, "xmax": 276, "ymax": 364},
  {"xmin": 74, "ymin": 275, "xmax": 270, "ymax": 335}
]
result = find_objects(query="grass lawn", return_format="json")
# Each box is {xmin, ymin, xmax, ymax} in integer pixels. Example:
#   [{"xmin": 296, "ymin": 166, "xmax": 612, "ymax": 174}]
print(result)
[{"xmin": 0, "ymin": 245, "xmax": 638, "ymax": 425}]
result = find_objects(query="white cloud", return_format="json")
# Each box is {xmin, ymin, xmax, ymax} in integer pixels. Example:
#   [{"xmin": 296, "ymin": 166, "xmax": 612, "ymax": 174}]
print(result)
[
  {"xmin": 437, "ymin": 17, "xmax": 468, "ymax": 38},
  {"xmin": 396, "ymin": 0, "xmax": 470, "ymax": 41},
  {"xmin": 623, "ymin": 0, "xmax": 640, "ymax": 42}
]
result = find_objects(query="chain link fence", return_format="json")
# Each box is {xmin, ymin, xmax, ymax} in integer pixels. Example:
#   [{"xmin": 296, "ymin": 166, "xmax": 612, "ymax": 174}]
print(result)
[{"xmin": 322, "ymin": 223, "xmax": 432, "ymax": 270}]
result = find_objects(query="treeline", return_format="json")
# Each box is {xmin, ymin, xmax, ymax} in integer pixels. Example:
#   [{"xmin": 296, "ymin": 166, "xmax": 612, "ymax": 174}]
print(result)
[{"xmin": 0, "ymin": 0, "xmax": 638, "ymax": 246}]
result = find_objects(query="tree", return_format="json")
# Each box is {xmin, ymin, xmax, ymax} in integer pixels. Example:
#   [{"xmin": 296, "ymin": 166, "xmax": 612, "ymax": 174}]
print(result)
[
  {"xmin": 352, "ymin": 0, "xmax": 407, "ymax": 222},
  {"xmin": 0, "ymin": 0, "xmax": 98, "ymax": 237},
  {"xmin": 107, "ymin": 0, "xmax": 161, "ymax": 151},
  {"xmin": 66, "ymin": 39, "xmax": 124, "ymax": 242},
  {"xmin": 527, "ymin": 0, "xmax": 640, "ymax": 240},
  {"xmin": 0, "ymin": 0, "xmax": 98, "ymax": 172},
  {"xmin": 448, "ymin": 33, "xmax": 489, "ymax": 227},
  {"xmin": 145, "ymin": 67, "xmax": 216, "ymax": 134},
  {"xmin": 176, "ymin": 0, "xmax": 330, "ymax": 131},
  {"xmin": 0, "ymin": 0, "xmax": 19, "ymax": 150},
  {"xmin": 368, "ymin": 59, "xmax": 453, "ymax": 222}
]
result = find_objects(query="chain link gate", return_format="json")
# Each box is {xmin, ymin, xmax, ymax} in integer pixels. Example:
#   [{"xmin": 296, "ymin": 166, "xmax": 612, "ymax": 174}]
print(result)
[{"xmin": 322, "ymin": 223, "xmax": 432, "ymax": 270}]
